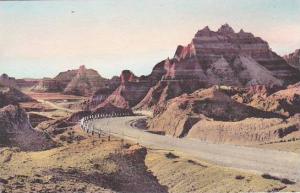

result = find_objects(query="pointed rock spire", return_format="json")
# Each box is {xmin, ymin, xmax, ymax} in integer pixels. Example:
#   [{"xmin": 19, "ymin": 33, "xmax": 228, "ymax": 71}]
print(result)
[{"xmin": 217, "ymin": 23, "xmax": 235, "ymax": 34}]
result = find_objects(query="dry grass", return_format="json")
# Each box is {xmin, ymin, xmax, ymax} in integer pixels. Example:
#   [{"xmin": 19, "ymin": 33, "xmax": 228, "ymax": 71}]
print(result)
[
  {"xmin": 253, "ymin": 140, "xmax": 300, "ymax": 153},
  {"xmin": 145, "ymin": 150, "xmax": 297, "ymax": 193},
  {"xmin": 1, "ymin": 127, "xmax": 298, "ymax": 192},
  {"xmin": 0, "ymin": 133, "xmax": 167, "ymax": 193}
]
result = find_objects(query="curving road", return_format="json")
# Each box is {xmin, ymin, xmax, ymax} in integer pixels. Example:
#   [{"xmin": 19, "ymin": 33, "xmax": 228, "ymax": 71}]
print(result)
[{"xmin": 91, "ymin": 115, "xmax": 300, "ymax": 182}]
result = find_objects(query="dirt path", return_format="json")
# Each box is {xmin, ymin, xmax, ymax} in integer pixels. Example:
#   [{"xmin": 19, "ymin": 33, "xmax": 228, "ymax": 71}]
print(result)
[
  {"xmin": 91, "ymin": 116, "xmax": 300, "ymax": 182},
  {"xmin": 37, "ymin": 99, "xmax": 76, "ymax": 113}
]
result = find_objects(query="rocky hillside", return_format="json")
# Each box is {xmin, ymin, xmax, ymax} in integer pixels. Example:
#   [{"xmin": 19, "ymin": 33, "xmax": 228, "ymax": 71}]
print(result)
[
  {"xmin": 250, "ymin": 82, "xmax": 300, "ymax": 117},
  {"xmin": 148, "ymin": 86, "xmax": 299, "ymax": 144},
  {"xmin": 0, "ymin": 84, "xmax": 34, "ymax": 108},
  {"xmin": 0, "ymin": 74, "xmax": 18, "ymax": 88},
  {"xmin": 31, "ymin": 78, "xmax": 62, "ymax": 92},
  {"xmin": 31, "ymin": 65, "xmax": 108, "ymax": 96},
  {"xmin": 79, "ymin": 76, "xmax": 120, "ymax": 110},
  {"xmin": 0, "ymin": 105, "xmax": 55, "ymax": 151},
  {"xmin": 284, "ymin": 49, "xmax": 300, "ymax": 70},
  {"xmin": 135, "ymin": 24, "xmax": 300, "ymax": 110},
  {"xmin": 15, "ymin": 78, "xmax": 40, "ymax": 89},
  {"xmin": 102, "ymin": 70, "xmax": 152, "ymax": 108},
  {"xmin": 0, "ymin": 74, "xmax": 39, "ymax": 89},
  {"xmin": 63, "ymin": 65, "xmax": 107, "ymax": 96}
]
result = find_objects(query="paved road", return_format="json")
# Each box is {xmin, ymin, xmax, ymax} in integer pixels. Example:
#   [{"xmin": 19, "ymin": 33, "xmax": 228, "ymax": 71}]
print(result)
[{"xmin": 91, "ymin": 115, "xmax": 300, "ymax": 182}]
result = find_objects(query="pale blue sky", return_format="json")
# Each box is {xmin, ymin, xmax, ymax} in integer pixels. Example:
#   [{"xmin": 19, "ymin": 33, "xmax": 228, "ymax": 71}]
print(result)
[{"xmin": 0, "ymin": 0, "xmax": 299, "ymax": 78}]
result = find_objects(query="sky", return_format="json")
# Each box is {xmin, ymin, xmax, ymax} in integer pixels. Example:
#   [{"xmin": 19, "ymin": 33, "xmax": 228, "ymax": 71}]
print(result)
[{"xmin": 0, "ymin": 0, "xmax": 300, "ymax": 79}]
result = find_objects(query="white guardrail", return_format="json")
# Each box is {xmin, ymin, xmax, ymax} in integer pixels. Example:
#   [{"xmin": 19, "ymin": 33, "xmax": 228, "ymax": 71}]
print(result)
[{"xmin": 79, "ymin": 112, "xmax": 132, "ymax": 138}]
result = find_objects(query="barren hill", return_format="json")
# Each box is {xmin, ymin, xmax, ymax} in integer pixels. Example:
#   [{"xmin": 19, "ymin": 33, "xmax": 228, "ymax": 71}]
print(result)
[
  {"xmin": 284, "ymin": 49, "xmax": 300, "ymax": 70},
  {"xmin": 0, "ymin": 84, "xmax": 34, "ymax": 108},
  {"xmin": 63, "ymin": 65, "xmax": 107, "ymax": 96},
  {"xmin": 102, "ymin": 70, "xmax": 151, "ymax": 108},
  {"xmin": 148, "ymin": 86, "xmax": 300, "ymax": 144},
  {"xmin": 0, "ymin": 105, "xmax": 55, "ymax": 151},
  {"xmin": 31, "ymin": 65, "xmax": 108, "ymax": 96},
  {"xmin": 135, "ymin": 24, "xmax": 300, "ymax": 110}
]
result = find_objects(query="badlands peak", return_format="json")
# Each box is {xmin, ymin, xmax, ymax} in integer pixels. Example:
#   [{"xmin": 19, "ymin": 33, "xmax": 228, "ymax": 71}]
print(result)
[
  {"xmin": 217, "ymin": 23, "xmax": 235, "ymax": 34},
  {"xmin": 134, "ymin": 24, "xmax": 300, "ymax": 110}
]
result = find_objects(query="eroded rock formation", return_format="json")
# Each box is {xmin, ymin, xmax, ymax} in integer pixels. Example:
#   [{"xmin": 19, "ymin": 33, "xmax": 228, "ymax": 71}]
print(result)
[
  {"xmin": 102, "ymin": 70, "xmax": 152, "ymax": 108},
  {"xmin": 0, "ymin": 84, "xmax": 34, "ymax": 108},
  {"xmin": 0, "ymin": 105, "xmax": 55, "ymax": 151},
  {"xmin": 284, "ymin": 49, "xmax": 300, "ymax": 70},
  {"xmin": 0, "ymin": 74, "xmax": 17, "ymax": 88},
  {"xmin": 148, "ymin": 86, "xmax": 299, "ymax": 144},
  {"xmin": 31, "ymin": 65, "xmax": 108, "ymax": 96},
  {"xmin": 31, "ymin": 78, "xmax": 62, "ymax": 93},
  {"xmin": 63, "ymin": 65, "xmax": 107, "ymax": 96},
  {"xmin": 135, "ymin": 24, "xmax": 300, "ymax": 110}
]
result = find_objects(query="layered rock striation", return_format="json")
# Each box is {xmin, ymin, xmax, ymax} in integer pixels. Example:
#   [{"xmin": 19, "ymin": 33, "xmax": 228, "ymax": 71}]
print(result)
[
  {"xmin": 135, "ymin": 24, "xmax": 300, "ymax": 110},
  {"xmin": 284, "ymin": 49, "xmax": 300, "ymax": 70},
  {"xmin": 148, "ymin": 86, "xmax": 300, "ymax": 144},
  {"xmin": 31, "ymin": 65, "xmax": 108, "ymax": 96}
]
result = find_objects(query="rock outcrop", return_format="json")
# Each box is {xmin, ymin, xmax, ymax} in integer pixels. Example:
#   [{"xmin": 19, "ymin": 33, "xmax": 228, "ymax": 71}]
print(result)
[
  {"xmin": 0, "ymin": 74, "xmax": 17, "ymax": 88},
  {"xmin": 284, "ymin": 49, "xmax": 300, "ymax": 70},
  {"xmin": 28, "ymin": 113, "xmax": 53, "ymax": 128},
  {"xmin": 31, "ymin": 78, "xmax": 62, "ymax": 92},
  {"xmin": 102, "ymin": 70, "xmax": 152, "ymax": 108},
  {"xmin": 31, "ymin": 65, "xmax": 108, "ymax": 96},
  {"xmin": 0, "ymin": 84, "xmax": 34, "ymax": 108},
  {"xmin": 81, "ymin": 76, "xmax": 121, "ymax": 110},
  {"xmin": 63, "ymin": 65, "xmax": 107, "ymax": 96},
  {"xmin": 0, "ymin": 105, "xmax": 55, "ymax": 151},
  {"xmin": 135, "ymin": 24, "xmax": 300, "ymax": 110},
  {"xmin": 15, "ymin": 78, "xmax": 40, "ymax": 89},
  {"xmin": 148, "ymin": 86, "xmax": 299, "ymax": 144},
  {"xmin": 251, "ymin": 82, "xmax": 300, "ymax": 117},
  {"xmin": 187, "ymin": 115, "xmax": 300, "ymax": 144},
  {"xmin": 148, "ymin": 87, "xmax": 279, "ymax": 137}
]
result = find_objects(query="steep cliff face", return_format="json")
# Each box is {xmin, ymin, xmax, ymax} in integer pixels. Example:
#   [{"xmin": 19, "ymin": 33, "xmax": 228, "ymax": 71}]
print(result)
[
  {"xmin": 193, "ymin": 24, "xmax": 299, "ymax": 83},
  {"xmin": 284, "ymin": 49, "xmax": 300, "ymax": 70},
  {"xmin": 0, "ymin": 105, "xmax": 55, "ymax": 151},
  {"xmin": 102, "ymin": 70, "xmax": 152, "ymax": 108},
  {"xmin": 135, "ymin": 24, "xmax": 300, "ymax": 111}
]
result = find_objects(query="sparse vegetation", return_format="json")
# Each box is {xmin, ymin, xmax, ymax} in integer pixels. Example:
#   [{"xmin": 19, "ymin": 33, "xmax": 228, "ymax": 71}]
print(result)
[
  {"xmin": 165, "ymin": 152, "xmax": 179, "ymax": 159},
  {"xmin": 235, "ymin": 175, "xmax": 245, "ymax": 180},
  {"xmin": 261, "ymin": 173, "xmax": 295, "ymax": 185}
]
